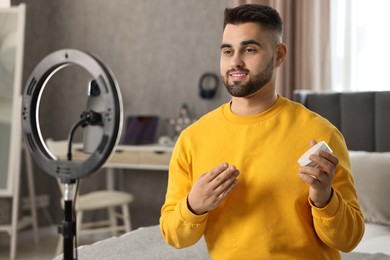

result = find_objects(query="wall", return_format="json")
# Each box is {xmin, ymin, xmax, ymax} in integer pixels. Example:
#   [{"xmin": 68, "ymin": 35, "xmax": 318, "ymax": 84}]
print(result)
[{"xmin": 13, "ymin": 0, "xmax": 232, "ymax": 229}]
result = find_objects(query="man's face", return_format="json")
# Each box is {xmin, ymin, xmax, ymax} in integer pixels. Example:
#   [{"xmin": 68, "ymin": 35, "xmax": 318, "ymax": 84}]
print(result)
[{"xmin": 220, "ymin": 22, "xmax": 277, "ymax": 97}]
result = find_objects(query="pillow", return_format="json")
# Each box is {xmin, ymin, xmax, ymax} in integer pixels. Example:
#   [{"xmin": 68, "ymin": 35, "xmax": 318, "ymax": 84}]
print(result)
[{"xmin": 348, "ymin": 151, "xmax": 390, "ymax": 225}]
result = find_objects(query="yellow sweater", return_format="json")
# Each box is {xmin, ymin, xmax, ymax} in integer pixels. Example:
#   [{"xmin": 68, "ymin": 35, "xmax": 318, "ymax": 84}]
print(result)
[{"xmin": 160, "ymin": 96, "xmax": 364, "ymax": 260}]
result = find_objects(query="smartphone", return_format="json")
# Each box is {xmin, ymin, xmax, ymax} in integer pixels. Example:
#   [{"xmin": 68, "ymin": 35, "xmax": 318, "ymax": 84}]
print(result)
[{"xmin": 82, "ymin": 79, "xmax": 104, "ymax": 154}]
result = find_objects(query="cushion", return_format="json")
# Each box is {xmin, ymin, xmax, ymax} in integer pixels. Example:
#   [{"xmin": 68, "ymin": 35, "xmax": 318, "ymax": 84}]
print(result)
[{"xmin": 349, "ymin": 151, "xmax": 390, "ymax": 225}]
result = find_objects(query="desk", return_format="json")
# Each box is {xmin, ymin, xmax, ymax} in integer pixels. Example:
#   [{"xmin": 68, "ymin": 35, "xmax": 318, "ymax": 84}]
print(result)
[{"xmin": 46, "ymin": 140, "xmax": 174, "ymax": 190}]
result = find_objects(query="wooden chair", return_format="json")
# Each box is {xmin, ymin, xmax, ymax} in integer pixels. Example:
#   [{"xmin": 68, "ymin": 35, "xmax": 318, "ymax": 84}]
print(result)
[
  {"xmin": 45, "ymin": 139, "xmax": 134, "ymax": 256},
  {"xmin": 0, "ymin": 143, "xmax": 39, "ymax": 260}
]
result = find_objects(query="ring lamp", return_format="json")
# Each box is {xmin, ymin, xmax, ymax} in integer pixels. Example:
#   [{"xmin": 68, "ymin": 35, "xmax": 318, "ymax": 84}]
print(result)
[{"xmin": 21, "ymin": 49, "xmax": 122, "ymax": 184}]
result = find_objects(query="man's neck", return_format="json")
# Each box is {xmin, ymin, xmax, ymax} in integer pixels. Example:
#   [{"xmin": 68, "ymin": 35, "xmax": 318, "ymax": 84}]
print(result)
[{"xmin": 230, "ymin": 90, "xmax": 278, "ymax": 116}]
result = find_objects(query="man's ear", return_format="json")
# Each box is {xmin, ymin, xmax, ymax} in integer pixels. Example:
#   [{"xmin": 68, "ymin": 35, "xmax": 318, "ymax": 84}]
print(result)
[{"xmin": 275, "ymin": 43, "xmax": 287, "ymax": 67}]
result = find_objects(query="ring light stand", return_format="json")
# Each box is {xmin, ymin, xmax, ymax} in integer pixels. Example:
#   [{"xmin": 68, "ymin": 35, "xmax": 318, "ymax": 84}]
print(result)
[{"xmin": 21, "ymin": 49, "xmax": 123, "ymax": 260}]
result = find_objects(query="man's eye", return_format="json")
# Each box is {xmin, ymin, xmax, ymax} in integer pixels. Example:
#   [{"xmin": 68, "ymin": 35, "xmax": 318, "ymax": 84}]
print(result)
[
  {"xmin": 246, "ymin": 48, "xmax": 256, "ymax": 53},
  {"xmin": 222, "ymin": 49, "xmax": 233, "ymax": 56}
]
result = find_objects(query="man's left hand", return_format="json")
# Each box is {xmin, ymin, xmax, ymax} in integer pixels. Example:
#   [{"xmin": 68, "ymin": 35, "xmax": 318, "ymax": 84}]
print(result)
[{"xmin": 298, "ymin": 140, "xmax": 339, "ymax": 208}]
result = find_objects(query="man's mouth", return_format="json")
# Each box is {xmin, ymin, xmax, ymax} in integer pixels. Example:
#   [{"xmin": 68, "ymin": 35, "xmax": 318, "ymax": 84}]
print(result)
[{"xmin": 229, "ymin": 71, "xmax": 248, "ymax": 81}]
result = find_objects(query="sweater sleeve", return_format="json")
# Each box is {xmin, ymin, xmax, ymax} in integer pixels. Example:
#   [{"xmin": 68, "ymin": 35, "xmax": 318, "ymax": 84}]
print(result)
[
  {"xmin": 159, "ymin": 135, "xmax": 208, "ymax": 248},
  {"xmin": 310, "ymin": 130, "xmax": 365, "ymax": 252}
]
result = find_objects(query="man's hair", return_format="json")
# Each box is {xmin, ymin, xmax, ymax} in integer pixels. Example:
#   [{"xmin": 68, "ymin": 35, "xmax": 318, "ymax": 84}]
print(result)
[{"xmin": 223, "ymin": 4, "xmax": 283, "ymax": 42}]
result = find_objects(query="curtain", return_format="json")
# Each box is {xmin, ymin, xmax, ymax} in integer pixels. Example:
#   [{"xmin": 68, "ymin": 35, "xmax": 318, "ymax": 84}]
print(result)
[
  {"xmin": 331, "ymin": 0, "xmax": 390, "ymax": 92},
  {"xmin": 229, "ymin": 0, "xmax": 331, "ymax": 98}
]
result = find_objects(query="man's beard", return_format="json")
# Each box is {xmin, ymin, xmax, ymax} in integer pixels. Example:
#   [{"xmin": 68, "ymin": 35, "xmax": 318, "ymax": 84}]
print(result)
[{"xmin": 222, "ymin": 56, "xmax": 275, "ymax": 97}]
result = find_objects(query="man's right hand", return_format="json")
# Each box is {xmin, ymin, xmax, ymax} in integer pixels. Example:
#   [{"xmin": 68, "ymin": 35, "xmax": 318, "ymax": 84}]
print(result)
[{"xmin": 187, "ymin": 162, "xmax": 240, "ymax": 215}]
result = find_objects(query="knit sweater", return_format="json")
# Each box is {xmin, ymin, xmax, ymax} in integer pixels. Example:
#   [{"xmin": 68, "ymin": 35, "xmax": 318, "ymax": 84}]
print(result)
[{"xmin": 160, "ymin": 96, "xmax": 364, "ymax": 260}]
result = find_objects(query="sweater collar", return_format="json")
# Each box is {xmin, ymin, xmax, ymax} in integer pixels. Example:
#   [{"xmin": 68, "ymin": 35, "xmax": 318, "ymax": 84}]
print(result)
[{"xmin": 222, "ymin": 95, "xmax": 286, "ymax": 125}]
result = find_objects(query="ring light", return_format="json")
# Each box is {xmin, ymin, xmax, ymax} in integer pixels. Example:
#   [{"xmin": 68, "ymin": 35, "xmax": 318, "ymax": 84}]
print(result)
[{"xmin": 21, "ymin": 49, "xmax": 122, "ymax": 183}]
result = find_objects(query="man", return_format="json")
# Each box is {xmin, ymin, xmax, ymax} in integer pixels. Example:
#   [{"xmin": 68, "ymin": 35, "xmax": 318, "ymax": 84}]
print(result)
[{"xmin": 160, "ymin": 4, "xmax": 364, "ymax": 259}]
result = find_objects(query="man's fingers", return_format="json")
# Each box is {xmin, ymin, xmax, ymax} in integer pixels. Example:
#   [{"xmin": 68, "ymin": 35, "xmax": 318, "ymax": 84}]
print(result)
[
  {"xmin": 299, "ymin": 172, "xmax": 318, "ymax": 183},
  {"xmin": 208, "ymin": 162, "xmax": 229, "ymax": 181},
  {"xmin": 218, "ymin": 179, "xmax": 238, "ymax": 199},
  {"xmin": 215, "ymin": 167, "xmax": 239, "ymax": 190},
  {"xmin": 309, "ymin": 153, "xmax": 338, "ymax": 175},
  {"xmin": 318, "ymin": 150, "xmax": 339, "ymax": 166},
  {"xmin": 299, "ymin": 167, "xmax": 327, "ymax": 183},
  {"xmin": 211, "ymin": 165, "xmax": 239, "ymax": 189}
]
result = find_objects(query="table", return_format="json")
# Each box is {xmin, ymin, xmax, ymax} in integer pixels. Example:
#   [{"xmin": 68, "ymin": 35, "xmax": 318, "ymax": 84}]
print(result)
[{"xmin": 47, "ymin": 140, "xmax": 174, "ymax": 190}]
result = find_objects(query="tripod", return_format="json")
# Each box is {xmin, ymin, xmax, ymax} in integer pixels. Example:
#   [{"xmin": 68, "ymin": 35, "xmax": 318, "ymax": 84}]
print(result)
[{"xmin": 58, "ymin": 182, "xmax": 77, "ymax": 260}]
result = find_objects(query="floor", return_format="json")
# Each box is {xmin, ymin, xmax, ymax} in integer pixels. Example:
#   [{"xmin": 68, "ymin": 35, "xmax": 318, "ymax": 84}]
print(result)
[{"xmin": 0, "ymin": 226, "xmax": 100, "ymax": 260}]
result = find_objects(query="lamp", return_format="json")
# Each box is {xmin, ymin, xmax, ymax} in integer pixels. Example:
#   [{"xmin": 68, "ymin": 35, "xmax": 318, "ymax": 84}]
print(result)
[{"xmin": 21, "ymin": 49, "xmax": 122, "ymax": 260}]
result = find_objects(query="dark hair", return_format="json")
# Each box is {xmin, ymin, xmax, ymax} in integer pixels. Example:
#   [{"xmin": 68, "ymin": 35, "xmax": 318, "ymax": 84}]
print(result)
[{"xmin": 223, "ymin": 4, "xmax": 283, "ymax": 42}]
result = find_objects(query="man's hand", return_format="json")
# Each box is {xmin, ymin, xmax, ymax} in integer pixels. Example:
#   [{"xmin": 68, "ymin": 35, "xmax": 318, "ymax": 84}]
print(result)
[
  {"xmin": 187, "ymin": 162, "xmax": 240, "ymax": 215},
  {"xmin": 298, "ymin": 140, "xmax": 339, "ymax": 208}
]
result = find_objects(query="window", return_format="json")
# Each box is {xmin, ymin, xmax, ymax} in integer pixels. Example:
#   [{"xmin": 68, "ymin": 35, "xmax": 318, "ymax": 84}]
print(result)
[{"xmin": 331, "ymin": 0, "xmax": 390, "ymax": 91}]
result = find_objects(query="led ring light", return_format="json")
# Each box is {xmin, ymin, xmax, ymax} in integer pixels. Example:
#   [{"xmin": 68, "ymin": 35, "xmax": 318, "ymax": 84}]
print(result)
[{"xmin": 21, "ymin": 49, "xmax": 122, "ymax": 183}]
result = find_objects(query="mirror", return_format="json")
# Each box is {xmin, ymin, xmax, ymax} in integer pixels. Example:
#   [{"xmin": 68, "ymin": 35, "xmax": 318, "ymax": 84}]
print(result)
[{"xmin": 0, "ymin": 4, "xmax": 25, "ymax": 195}]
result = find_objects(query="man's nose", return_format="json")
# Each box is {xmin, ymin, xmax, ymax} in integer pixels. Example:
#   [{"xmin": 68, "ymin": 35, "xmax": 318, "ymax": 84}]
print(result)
[{"xmin": 231, "ymin": 53, "xmax": 244, "ymax": 68}]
